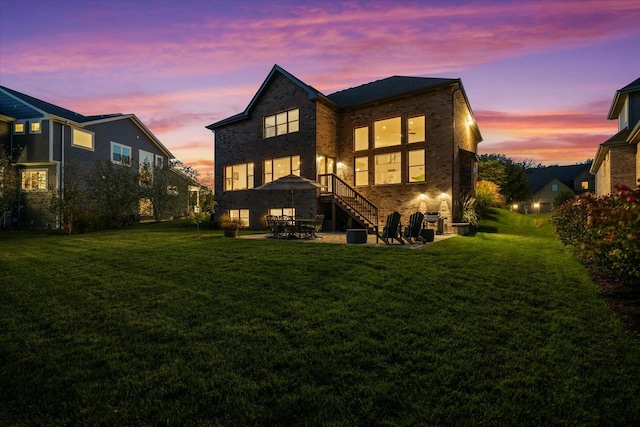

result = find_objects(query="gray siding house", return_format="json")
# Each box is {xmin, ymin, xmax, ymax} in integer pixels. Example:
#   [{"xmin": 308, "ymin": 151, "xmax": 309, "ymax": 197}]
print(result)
[
  {"xmin": 206, "ymin": 65, "xmax": 482, "ymax": 233},
  {"xmin": 0, "ymin": 86, "xmax": 175, "ymax": 228}
]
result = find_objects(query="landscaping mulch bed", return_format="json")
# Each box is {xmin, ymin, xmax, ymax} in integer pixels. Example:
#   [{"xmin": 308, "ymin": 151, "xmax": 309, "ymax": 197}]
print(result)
[{"xmin": 590, "ymin": 270, "xmax": 640, "ymax": 340}]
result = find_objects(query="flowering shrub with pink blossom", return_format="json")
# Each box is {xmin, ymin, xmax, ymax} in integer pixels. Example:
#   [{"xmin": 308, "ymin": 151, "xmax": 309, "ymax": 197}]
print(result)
[{"xmin": 551, "ymin": 184, "xmax": 640, "ymax": 285}]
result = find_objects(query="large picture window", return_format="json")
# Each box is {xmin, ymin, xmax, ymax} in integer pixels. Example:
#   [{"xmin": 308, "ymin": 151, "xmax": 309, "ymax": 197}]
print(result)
[
  {"xmin": 408, "ymin": 116, "xmax": 425, "ymax": 143},
  {"xmin": 354, "ymin": 156, "xmax": 368, "ymax": 186},
  {"xmin": 225, "ymin": 163, "xmax": 254, "ymax": 191},
  {"xmin": 354, "ymin": 126, "xmax": 368, "ymax": 151},
  {"xmin": 264, "ymin": 108, "xmax": 299, "ymax": 138},
  {"xmin": 375, "ymin": 152, "xmax": 401, "ymax": 185},
  {"xmin": 374, "ymin": 117, "xmax": 401, "ymax": 148},
  {"xmin": 408, "ymin": 149, "xmax": 425, "ymax": 182},
  {"xmin": 21, "ymin": 170, "xmax": 47, "ymax": 191},
  {"xmin": 111, "ymin": 142, "xmax": 131, "ymax": 166},
  {"xmin": 264, "ymin": 155, "xmax": 300, "ymax": 183},
  {"xmin": 72, "ymin": 128, "xmax": 94, "ymax": 150}
]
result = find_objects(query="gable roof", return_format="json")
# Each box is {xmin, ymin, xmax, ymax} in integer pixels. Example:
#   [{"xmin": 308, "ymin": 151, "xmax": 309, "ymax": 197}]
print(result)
[
  {"xmin": 0, "ymin": 86, "xmax": 123, "ymax": 124},
  {"xmin": 608, "ymin": 76, "xmax": 640, "ymax": 120},
  {"xmin": 526, "ymin": 164, "xmax": 591, "ymax": 195},
  {"xmin": 0, "ymin": 86, "xmax": 174, "ymax": 159},
  {"xmin": 206, "ymin": 65, "xmax": 333, "ymax": 129},
  {"xmin": 206, "ymin": 65, "xmax": 479, "ymax": 139},
  {"xmin": 327, "ymin": 76, "xmax": 458, "ymax": 108},
  {"xmin": 590, "ymin": 127, "xmax": 632, "ymax": 174}
]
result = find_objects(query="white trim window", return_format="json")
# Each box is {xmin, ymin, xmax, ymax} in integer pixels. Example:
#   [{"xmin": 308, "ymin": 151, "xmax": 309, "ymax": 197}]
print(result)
[
  {"xmin": 155, "ymin": 155, "xmax": 164, "ymax": 167},
  {"xmin": 21, "ymin": 170, "xmax": 47, "ymax": 191},
  {"xmin": 111, "ymin": 142, "xmax": 132, "ymax": 166},
  {"xmin": 30, "ymin": 121, "xmax": 41, "ymax": 134},
  {"xmin": 264, "ymin": 108, "xmax": 299, "ymax": 138},
  {"xmin": 264, "ymin": 155, "xmax": 300, "ymax": 183},
  {"xmin": 225, "ymin": 163, "xmax": 254, "ymax": 191},
  {"xmin": 72, "ymin": 128, "xmax": 94, "ymax": 150},
  {"xmin": 13, "ymin": 123, "xmax": 25, "ymax": 134}
]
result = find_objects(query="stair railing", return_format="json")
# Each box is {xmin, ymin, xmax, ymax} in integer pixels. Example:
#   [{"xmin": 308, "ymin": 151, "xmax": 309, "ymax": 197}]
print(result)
[{"xmin": 318, "ymin": 174, "xmax": 378, "ymax": 229}]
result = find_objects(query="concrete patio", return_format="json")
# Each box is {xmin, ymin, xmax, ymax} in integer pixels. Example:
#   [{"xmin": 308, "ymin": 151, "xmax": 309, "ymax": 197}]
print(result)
[{"xmin": 238, "ymin": 231, "xmax": 456, "ymax": 247}]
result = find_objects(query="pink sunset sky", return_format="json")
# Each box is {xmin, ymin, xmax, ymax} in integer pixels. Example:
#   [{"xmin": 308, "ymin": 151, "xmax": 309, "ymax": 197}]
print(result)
[{"xmin": 1, "ymin": 0, "xmax": 639, "ymax": 178}]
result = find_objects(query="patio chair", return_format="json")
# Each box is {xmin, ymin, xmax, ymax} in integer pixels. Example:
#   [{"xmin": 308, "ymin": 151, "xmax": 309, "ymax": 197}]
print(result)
[
  {"xmin": 403, "ymin": 211, "xmax": 425, "ymax": 243},
  {"xmin": 380, "ymin": 211, "xmax": 404, "ymax": 245},
  {"xmin": 265, "ymin": 215, "xmax": 283, "ymax": 238}
]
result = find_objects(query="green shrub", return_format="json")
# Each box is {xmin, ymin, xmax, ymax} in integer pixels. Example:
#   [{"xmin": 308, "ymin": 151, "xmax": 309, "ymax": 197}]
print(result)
[
  {"xmin": 551, "ymin": 184, "xmax": 640, "ymax": 284},
  {"xmin": 475, "ymin": 180, "xmax": 504, "ymax": 216}
]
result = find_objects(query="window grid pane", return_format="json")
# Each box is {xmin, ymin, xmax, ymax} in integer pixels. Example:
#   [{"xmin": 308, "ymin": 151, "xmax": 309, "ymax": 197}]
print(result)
[
  {"xmin": 375, "ymin": 152, "xmax": 401, "ymax": 185},
  {"xmin": 408, "ymin": 116, "xmax": 425, "ymax": 143}
]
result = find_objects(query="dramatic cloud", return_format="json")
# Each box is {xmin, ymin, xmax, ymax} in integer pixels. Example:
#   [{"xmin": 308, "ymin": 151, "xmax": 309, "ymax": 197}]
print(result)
[{"xmin": 1, "ymin": 0, "xmax": 639, "ymax": 172}]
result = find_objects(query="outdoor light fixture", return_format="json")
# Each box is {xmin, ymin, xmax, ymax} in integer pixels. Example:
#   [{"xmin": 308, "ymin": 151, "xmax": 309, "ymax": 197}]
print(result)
[
  {"xmin": 440, "ymin": 192, "xmax": 447, "ymax": 199},
  {"xmin": 337, "ymin": 162, "xmax": 345, "ymax": 168},
  {"xmin": 467, "ymin": 115, "xmax": 474, "ymax": 126}
]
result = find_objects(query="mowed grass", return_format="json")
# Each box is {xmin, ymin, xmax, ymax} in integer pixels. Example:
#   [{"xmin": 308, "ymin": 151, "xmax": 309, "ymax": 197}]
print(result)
[{"xmin": 1, "ymin": 211, "xmax": 640, "ymax": 426}]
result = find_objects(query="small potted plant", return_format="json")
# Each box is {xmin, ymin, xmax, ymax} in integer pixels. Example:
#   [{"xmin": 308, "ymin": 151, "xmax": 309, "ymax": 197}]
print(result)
[{"xmin": 218, "ymin": 214, "xmax": 243, "ymax": 237}]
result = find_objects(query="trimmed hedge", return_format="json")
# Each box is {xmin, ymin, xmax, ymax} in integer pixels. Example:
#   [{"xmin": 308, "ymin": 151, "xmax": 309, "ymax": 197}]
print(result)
[{"xmin": 551, "ymin": 184, "xmax": 640, "ymax": 285}]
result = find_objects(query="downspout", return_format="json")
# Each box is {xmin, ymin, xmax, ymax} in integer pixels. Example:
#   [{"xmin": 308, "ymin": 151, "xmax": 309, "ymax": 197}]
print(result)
[
  {"xmin": 58, "ymin": 121, "xmax": 65, "ymax": 229},
  {"xmin": 452, "ymin": 85, "xmax": 461, "ymax": 222}
]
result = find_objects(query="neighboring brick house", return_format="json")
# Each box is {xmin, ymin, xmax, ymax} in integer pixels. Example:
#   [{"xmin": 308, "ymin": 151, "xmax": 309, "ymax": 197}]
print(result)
[
  {"xmin": 0, "ymin": 86, "xmax": 176, "ymax": 228},
  {"xmin": 590, "ymin": 77, "xmax": 640, "ymax": 195},
  {"xmin": 206, "ymin": 65, "xmax": 482, "ymax": 233},
  {"xmin": 517, "ymin": 164, "xmax": 594, "ymax": 213}
]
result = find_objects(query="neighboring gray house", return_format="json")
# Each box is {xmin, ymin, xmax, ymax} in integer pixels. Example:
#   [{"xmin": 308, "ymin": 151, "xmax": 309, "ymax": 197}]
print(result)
[
  {"xmin": 206, "ymin": 65, "xmax": 482, "ymax": 233},
  {"xmin": 590, "ymin": 77, "xmax": 640, "ymax": 195},
  {"xmin": 517, "ymin": 164, "xmax": 594, "ymax": 213},
  {"xmin": 0, "ymin": 86, "xmax": 175, "ymax": 228}
]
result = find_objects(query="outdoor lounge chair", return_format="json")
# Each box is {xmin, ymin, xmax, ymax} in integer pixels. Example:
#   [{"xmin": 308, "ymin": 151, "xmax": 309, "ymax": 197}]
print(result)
[
  {"xmin": 403, "ymin": 211, "xmax": 425, "ymax": 243},
  {"xmin": 380, "ymin": 211, "xmax": 404, "ymax": 245}
]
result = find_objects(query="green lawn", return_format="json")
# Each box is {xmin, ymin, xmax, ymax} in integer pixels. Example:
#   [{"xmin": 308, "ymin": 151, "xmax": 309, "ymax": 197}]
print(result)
[{"xmin": 1, "ymin": 211, "xmax": 639, "ymax": 426}]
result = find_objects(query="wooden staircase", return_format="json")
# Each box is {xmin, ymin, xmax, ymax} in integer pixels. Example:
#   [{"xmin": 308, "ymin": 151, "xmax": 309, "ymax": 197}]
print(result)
[{"xmin": 318, "ymin": 174, "xmax": 380, "ymax": 237}]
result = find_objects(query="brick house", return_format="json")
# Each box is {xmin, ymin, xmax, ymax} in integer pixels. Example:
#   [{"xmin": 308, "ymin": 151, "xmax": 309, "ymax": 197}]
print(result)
[
  {"xmin": 590, "ymin": 77, "xmax": 640, "ymax": 195},
  {"xmin": 0, "ymin": 86, "xmax": 178, "ymax": 228},
  {"xmin": 206, "ymin": 65, "xmax": 482, "ymax": 233}
]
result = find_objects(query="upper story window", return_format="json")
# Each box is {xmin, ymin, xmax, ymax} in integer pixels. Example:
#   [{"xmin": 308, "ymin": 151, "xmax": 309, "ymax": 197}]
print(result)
[
  {"xmin": 354, "ymin": 126, "xmax": 369, "ymax": 151},
  {"xmin": 619, "ymin": 97, "xmax": 629, "ymax": 131},
  {"xmin": 21, "ymin": 170, "xmax": 47, "ymax": 191},
  {"xmin": 30, "ymin": 121, "xmax": 41, "ymax": 134},
  {"xmin": 264, "ymin": 155, "xmax": 300, "ymax": 183},
  {"xmin": 13, "ymin": 123, "xmax": 25, "ymax": 134},
  {"xmin": 408, "ymin": 149, "xmax": 425, "ymax": 182},
  {"xmin": 408, "ymin": 116, "xmax": 425, "ymax": 143},
  {"xmin": 155, "ymin": 155, "xmax": 164, "ymax": 167},
  {"xmin": 581, "ymin": 181, "xmax": 589, "ymax": 190},
  {"xmin": 551, "ymin": 184, "xmax": 558, "ymax": 192},
  {"xmin": 72, "ymin": 128, "xmax": 94, "ymax": 150},
  {"xmin": 225, "ymin": 162, "xmax": 254, "ymax": 191},
  {"xmin": 264, "ymin": 108, "xmax": 299, "ymax": 138},
  {"xmin": 375, "ymin": 152, "xmax": 401, "ymax": 185},
  {"xmin": 354, "ymin": 156, "xmax": 368, "ymax": 186},
  {"xmin": 374, "ymin": 117, "xmax": 401, "ymax": 148},
  {"xmin": 111, "ymin": 142, "xmax": 131, "ymax": 166}
]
